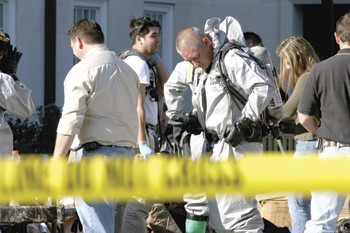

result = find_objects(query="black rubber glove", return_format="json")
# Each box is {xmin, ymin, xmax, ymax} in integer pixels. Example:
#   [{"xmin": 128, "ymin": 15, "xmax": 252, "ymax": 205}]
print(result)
[
  {"xmin": 0, "ymin": 44, "xmax": 22, "ymax": 74},
  {"xmin": 224, "ymin": 118, "xmax": 254, "ymax": 147},
  {"xmin": 182, "ymin": 115, "xmax": 203, "ymax": 135},
  {"xmin": 205, "ymin": 129, "xmax": 219, "ymax": 144},
  {"xmin": 270, "ymin": 124, "xmax": 282, "ymax": 140}
]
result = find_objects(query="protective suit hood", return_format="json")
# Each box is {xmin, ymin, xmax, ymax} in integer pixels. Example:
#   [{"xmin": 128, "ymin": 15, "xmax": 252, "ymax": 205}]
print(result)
[{"xmin": 204, "ymin": 16, "xmax": 246, "ymax": 54}]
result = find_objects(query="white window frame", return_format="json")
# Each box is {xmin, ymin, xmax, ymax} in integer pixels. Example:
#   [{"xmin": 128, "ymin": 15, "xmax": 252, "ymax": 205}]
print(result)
[
  {"xmin": 144, "ymin": 3, "xmax": 174, "ymax": 72},
  {"xmin": 0, "ymin": 1, "xmax": 4, "ymax": 31},
  {"xmin": 1, "ymin": 0, "xmax": 16, "ymax": 43}
]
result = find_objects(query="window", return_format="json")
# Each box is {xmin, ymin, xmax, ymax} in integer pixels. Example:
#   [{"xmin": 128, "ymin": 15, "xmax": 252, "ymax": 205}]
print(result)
[
  {"xmin": 144, "ymin": 3, "xmax": 174, "ymax": 71},
  {"xmin": 74, "ymin": 7, "xmax": 97, "ymax": 22},
  {"xmin": 0, "ymin": 0, "xmax": 12, "ymax": 34},
  {"xmin": 0, "ymin": 0, "xmax": 15, "ymax": 41},
  {"xmin": 73, "ymin": 0, "xmax": 106, "ymax": 32}
]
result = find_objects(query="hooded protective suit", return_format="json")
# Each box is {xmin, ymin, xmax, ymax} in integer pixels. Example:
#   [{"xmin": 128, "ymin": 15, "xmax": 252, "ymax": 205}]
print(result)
[
  {"xmin": 194, "ymin": 16, "xmax": 276, "ymax": 158},
  {"xmin": 188, "ymin": 16, "xmax": 277, "ymax": 233}
]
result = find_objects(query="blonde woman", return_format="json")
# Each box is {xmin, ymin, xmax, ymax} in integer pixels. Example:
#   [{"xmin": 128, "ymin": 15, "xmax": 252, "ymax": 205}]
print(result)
[{"xmin": 276, "ymin": 36, "xmax": 320, "ymax": 233}]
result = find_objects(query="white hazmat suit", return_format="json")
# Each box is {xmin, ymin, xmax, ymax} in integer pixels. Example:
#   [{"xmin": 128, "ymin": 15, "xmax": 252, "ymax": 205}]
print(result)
[{"xmin": 188, "ymin": 16, "xmax": 277, "ymax": 233}]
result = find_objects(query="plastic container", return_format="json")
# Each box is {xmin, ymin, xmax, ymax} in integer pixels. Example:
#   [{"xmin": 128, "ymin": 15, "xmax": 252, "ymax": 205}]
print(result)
[{"xmin": 11, "ymin": 150, "xmax": 21, "ymax": 162}]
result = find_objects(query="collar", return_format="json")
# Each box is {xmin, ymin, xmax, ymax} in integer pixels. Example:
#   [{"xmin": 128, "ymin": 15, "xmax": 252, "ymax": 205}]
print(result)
[
  {"xmin": 337, "ymin": 48, "xmax": 350, "ymax": 55},
  {"xmin": 82, "ymin": 45, "xmax": 107, "ymax": 60}
]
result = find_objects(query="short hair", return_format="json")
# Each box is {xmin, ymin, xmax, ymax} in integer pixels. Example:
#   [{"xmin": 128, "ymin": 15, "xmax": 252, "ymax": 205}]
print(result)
[
  {"xmin": 244, "ymin": 32, "xmax": 263, "ymax": 46},
  {"xmin": 336, "ymin": 12, "xmax": 350, "ymax": 44},
  {"xmin": 67, "ymin": 19, "xmax": 104, "ymax": 44},
  {"xmin": 276, "ymin": 36, "xmax": 320, "ymax": 92},
  {"xmin": 128, "ymin": 17, "xmax": 161, "ymax": 44},
  {"xmin": 176, "ymin": 27, "xmax": 205, "ymax": 53}
]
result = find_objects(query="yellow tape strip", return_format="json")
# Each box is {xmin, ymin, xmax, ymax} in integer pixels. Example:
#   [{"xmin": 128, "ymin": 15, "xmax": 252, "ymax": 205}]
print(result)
[{"xmin": 0, "ymin": 153, "xmax": 349, "ymax": 203}]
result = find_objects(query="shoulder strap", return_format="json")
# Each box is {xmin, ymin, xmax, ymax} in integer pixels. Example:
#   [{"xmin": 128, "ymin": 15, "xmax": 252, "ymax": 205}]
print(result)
[
  {"xmin": 217, "ymin": 42, "xmax": 248, "ymax": 106},
  {"xmin": 218, "ymin": 42, "xmax": 274, "ymax": 124},
  {"xmin": 119, "ymin": 48, "xmax": 156, "ymax": 68},
  {"xmin": 218, "ymin": 42, "xmax": 266, "ymax": 70},
  {"xmin": 120, "ymin": 48, "xmax": 163, "ymax": 139}
]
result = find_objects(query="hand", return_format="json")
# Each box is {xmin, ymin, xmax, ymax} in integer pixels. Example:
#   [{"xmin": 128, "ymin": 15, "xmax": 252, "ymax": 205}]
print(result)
[
  {"xmin": 224, "ymin": 118, "xmax": 254, "ymax": 147},
  {"xmin": 205, "ymin": 129, "xmax": 219, "ymax": 144},
  {"xmin": 270, "ymin": 124, "xmax": 282, "ymax": 140},
  {"xmin": 0, "ymin": 44, "xmax": 23, "ymax": 74},
  {"xmin": 139, "ymin": 140, "xmax": 154, "ymax": 159},
  {"xmin": 224, "ymin": 123, "xmax": 245, "ymax": 147},
  {"xmin": 182, "ymin": 115, "xmax": 203, "ymax": 135}
]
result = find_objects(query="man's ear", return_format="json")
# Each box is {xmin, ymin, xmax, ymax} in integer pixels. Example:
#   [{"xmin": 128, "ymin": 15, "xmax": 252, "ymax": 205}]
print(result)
[
  {"xmin": 334, "ymin": 32, "xmax": 341, "ymax": 45},
  {"xmin": 202, "ymin": 36, "xmax": 212, "ymax": 48},
  {"xmin": 246, "ymin": 39, "xmax": 253, "ymax": 47},
  {"xmin": 76, "ymin": 37, "xmax": 84, "ymax": 49},
  {"xmin": 136, "ymin": 35, "xmax": 144, "ymax": 45}
]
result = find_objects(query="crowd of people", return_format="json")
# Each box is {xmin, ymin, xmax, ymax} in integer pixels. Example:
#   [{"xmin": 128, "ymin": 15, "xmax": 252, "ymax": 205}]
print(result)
[{"xmin": 1, "ymin": 10, "xmax": 350, "ymax": 233}]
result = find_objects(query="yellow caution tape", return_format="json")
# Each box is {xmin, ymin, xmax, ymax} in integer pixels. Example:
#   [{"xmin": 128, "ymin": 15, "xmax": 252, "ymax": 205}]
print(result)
[{"xmin": 1, "ymin": 153, "xmax": 350, "ymax": 203}]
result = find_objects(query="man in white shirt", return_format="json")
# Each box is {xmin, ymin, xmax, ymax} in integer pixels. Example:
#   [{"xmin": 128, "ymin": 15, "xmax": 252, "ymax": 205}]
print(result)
[{"xmin": 120, "ymin": 17, "xmax": 182, "ymax": 233}]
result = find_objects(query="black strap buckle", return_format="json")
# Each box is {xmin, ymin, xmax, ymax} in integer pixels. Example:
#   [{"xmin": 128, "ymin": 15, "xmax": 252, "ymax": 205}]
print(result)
[{"xmin": 82, "ymin": 141, "xmax": 101, "ymax": 151}]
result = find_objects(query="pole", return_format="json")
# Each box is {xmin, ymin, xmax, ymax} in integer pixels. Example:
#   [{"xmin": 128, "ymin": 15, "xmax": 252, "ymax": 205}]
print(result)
[
  {"xmin": 44, "ymin": 0, "xmax": 56, "ymax": 106},
  {"xmin": 322, "ymin": 0, "xmax": 335, "ymax": 58}
]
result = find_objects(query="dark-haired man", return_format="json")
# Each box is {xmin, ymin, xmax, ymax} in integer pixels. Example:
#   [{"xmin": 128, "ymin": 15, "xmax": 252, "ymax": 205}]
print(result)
[
  {"xmin": 298, "ymin": 12, "xmax": 350, "ymax": 233},
  {"xmin": 53, "ymin": 19, "xmax": 140, "ymax": 233},
  {"xmin": 120, "ymin": 17, "xmax": 181, "ymax": 233},
  {"xmin": 120, "ymin": 17, "xmax": 169, "ymax": 158},
  {"xmin": 244, "ymin": 31, "xmax": 263, "ymax": 47}
]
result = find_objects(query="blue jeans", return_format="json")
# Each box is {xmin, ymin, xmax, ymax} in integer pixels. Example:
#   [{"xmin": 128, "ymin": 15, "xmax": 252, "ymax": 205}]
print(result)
[
  {"xmin": 304, "ymin": 145, "xmax": 350, "ymax": 233},
  {"xmin": 288, "ymin": 139, "xmax": 317, "ymax": 233},
  {"xmin": 74, "ymin": 146, "xmax": 135, "ymax": 233}
]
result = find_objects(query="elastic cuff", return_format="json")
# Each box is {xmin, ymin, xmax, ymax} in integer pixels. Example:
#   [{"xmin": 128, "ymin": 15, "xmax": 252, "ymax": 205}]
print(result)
[
  {"xmin": 138, "ymin": 140, "xmax": 148, "ymax": 145},
  {"xmin": 186, "ymin": 213, "xmax": 209, "ymax": 221},
  {"xmin": 10, "ymin": 73, "xmax": 18, "ymax": 81}
]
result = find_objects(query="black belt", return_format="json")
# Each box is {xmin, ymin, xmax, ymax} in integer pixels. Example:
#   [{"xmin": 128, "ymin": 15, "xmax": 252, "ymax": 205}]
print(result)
[
  {"xmin": 146, "ymin": 123, "xmax": 158, "ymax": 131},
  {"xmin": 82, "ymin": 142, "xmax": 102, "ymax": 151},
  {"xmin": 82, "ymin": 141, "xmax": 130, "ymax": 151}
]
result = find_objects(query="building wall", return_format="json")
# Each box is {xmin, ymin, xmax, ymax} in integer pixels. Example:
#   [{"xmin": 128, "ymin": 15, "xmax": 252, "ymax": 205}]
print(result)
[
  {"xmin": 3, "ymin": 0, "xmax": 347, "ymax": 108},
  {"xmin": 10, "ymin": 0, "xmax": 46, "ymax": 109}
]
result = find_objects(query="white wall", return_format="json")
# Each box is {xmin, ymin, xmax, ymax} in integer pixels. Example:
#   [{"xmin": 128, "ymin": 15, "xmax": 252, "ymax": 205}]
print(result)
[
  {"xmin": 15, "ymin": 0, "xmax": 45, "ymax": 109},
  {"xmin": 166, "ymin": 0, "xmax": 301, "ymax": 70},
  {"xmin": 9, "ymin": 0, "xmax": 347, "ymax": 108},
  {"xmin": 160, "ymin": 0, "xmax": 301, "ymax": 111}
]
